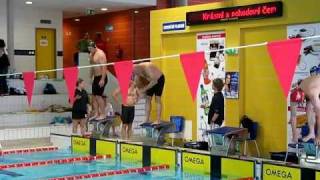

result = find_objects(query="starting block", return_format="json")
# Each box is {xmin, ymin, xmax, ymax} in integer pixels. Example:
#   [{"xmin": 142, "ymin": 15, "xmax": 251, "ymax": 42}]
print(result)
[
  {"xmin": 139, "ymin": 121, "xmax": 175, "ymax": 146},
  {"xmin": 88, "ymin": 116, "xmax": 116, "ymax": 138}
]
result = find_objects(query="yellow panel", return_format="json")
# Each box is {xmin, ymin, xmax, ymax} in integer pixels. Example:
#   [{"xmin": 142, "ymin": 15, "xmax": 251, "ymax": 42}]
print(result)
[
  {"xmin": 36, "ymin": 28, "xmax": 56, "ymax": 78},
  {"xmin": 221, "ymin": 158, "xmax": 254, "ymax": 178},
  {"xmin": 161, "ymin": 33, "xmax": 197, "ymax": 138},
  {"xmin": 182, "ymin": 152, "xmax": 211, "ymax": 175},
  {"xmin": 120, "ymin": 144, "xmax": 143, "ymax": 164},
  {"xmin": 71, "ymin": 136, "xmax": 90, "ymax": 154},
  {"xmin": 242, "ymin": 25, "xmax": 287, "ymax": 154},
  {"xmin": 263, "ymin": 164, "xmax": 300, "ymax": 180},
  {"xmin": 316, "ymin": 171, "xmax": 320, "ymax": 180},
  {"xmin": 96, "ymin": 140, "xmax": 116, "ymax": 158},
  {"xmin": 151, "ymin": 148, "xmax": 175, "ymax": 169}
]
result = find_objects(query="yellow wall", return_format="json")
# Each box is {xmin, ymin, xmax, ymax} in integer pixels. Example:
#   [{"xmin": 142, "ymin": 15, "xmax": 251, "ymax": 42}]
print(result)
[{"xmin": 150, "ymin": 0, "xmax": 320, "ymax": 156}]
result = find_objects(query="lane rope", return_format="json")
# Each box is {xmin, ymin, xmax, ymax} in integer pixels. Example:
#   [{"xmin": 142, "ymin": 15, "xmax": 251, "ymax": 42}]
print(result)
[
  {"xmin": 0, "ymin": 154, "xmax": 111, "ymax": 170},
  {"xmin": 0, "ymin": 146, "xmax": 58, "ymax": 156},
  {"xmin": 0, "ymin": 35, "xmax": 319, "ymax": 77},
  {"xmin": 48, "ymin": 164, "xmax": 170, "ymax": 180}
]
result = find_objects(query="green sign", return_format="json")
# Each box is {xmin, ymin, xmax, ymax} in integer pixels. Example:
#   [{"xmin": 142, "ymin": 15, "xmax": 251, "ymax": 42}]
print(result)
[{"xmin": 86, "ymin": 8, "xmax": 95, "ymax": 15}]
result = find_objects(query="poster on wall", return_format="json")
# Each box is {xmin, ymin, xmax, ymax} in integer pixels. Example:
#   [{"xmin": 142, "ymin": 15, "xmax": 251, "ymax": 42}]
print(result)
[
  {"xmin": 225, "ymin": 72, "xmax": 239, "ymax": 99},
  {"xmin": 196, "ymin": 31, "xmax": 226, "ymax": 140},
  {"xmin": 287, "ymin": 23, "xmax": 320, "ymax": 144}
]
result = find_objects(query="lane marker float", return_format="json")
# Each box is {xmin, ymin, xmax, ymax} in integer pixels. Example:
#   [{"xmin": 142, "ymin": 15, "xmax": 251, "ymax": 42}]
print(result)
[
  {"xmin": 0, "ymin": 146, "xmax": 58, "ymax": 156},
  {"xmin": 0, "ymin": 154, "xmax": 111, "ymax": 170},
  {"xmin": 48, "ymin": 164, "xmax": 170, "ymax": 180}
]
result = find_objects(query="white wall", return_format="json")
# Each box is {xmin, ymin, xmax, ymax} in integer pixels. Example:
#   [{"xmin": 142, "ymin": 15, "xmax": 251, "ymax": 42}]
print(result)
[
  {"xmin": 0, "ymin": 0, "xmax": 7, "ymax": 43},
  {"xmin": 11, "ymin": 0, "xmax": 63, "ymax": 78}
]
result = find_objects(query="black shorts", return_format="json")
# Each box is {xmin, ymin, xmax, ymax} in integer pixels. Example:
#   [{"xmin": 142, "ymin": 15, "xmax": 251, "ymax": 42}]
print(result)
[
  {"xmin": 146, "ymin": 75, "xmax": 165, "ymax": 97},
  {"xmin": 72, "ymin": 111, "xmax": 86, "ymax": 119},
  {"xmin": 92, "ymin": 75, "xmax": 108, "ymax": 96},
  {"xmin": 121, "ymin": 105, "xmax": 135, "ymax": 124}
]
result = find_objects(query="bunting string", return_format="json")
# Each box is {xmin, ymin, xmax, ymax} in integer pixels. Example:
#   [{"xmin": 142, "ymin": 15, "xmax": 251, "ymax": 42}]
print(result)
[{"xmin": 1, "ymin": 35, "xmax": 320, "ymax": 77}]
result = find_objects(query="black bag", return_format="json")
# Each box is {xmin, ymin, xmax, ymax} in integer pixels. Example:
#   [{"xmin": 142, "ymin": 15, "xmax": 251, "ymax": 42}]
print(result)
[
  {"xmin": 184, "ymin": 141, "xmax": 209, "ymax": 151},
  {"xmin": 43, "ymin": 83, "xmax": 57, "ymax": 94},
  {"xmin": 270, "ymin": 152, "xmax": 298, "ymax": 164},
  {"xmin": 240, "ymin": 115, "xmax": 254, "ymax": 139}
]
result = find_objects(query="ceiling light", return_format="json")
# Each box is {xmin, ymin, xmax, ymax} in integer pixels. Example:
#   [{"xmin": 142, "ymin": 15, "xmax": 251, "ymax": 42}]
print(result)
[
  {"xmin": 101, "ymin": 8, "xmax": 108, "ymax": 11},
  {"xmin": 74, "ymin": 18, "xmax": 80, "ymax": 22},
  {"xmin": 25, "ymin": 1, "xmax": 33, "ymax": 5},
  {"xmin": 134, "ymin": 10, "xmax": 139, "ymax": 14}
]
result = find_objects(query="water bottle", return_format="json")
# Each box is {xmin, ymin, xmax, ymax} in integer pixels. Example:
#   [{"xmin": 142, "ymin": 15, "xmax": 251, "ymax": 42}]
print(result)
[
  {"xmin": 106, "ymin": 103, "xmax": 114, "ymax": 116},
  {"xmin": 200, "ymin": 85, "xmax": 210, "ymax": 115}
]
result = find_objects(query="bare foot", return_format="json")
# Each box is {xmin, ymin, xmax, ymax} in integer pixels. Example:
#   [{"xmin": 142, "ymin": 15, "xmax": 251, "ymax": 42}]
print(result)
[
  {"xmin": 315, "ymin": 136, "xmax": 320, "ymax": 146},
  {"xmin": 96, "ymin": 115, "xmax": 106, "ymax": 120},
  {"xmin": 302, "ymin": 133, "xmax": 315, "ymax": 142}
]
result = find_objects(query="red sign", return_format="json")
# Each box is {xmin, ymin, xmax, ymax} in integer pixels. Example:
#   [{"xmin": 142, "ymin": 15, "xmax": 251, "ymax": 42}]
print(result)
[
  {"xmin": 197, "ymin": 33, "xmax": 226, "ymax": 39},
  {"xmin": 187, "ymin": 1, "xmax": 283, "ymax": 25}
]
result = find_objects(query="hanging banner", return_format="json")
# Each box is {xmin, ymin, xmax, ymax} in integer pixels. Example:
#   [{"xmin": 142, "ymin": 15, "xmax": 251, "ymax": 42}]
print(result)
[
  {"xmin": 287, "ymin": 23, "xmax": 320, "ymax": 145},
  {"xmin": 267, "ymin": 38, "xmax": 302, "ymax": 98},
  {"xmin": 23, "ymin": 72, "xmax": 35, "ymax": 106},
  {"xmin": 180, "ymin": 52, "xmax": 205, "ymax": 101},
  {"xmin": 196, "ymin": 31, "xmax": 226, "ymax": 140},
  {"xmin": 114, "ymin": 60, "xmax": 134, "ymax": 104},
  {"xmin": 63, "ymin": 67, "xmax": 79, "ymax": 104}
]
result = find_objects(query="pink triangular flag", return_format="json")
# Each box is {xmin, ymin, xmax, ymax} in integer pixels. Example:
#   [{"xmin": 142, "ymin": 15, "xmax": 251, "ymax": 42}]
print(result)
[
  {"xmin": 23, "ymin": 72, "xmax": 35, "ymax": 106},
  {"xmin": 63, "ymin": 67, "xmax": 79, "ymax": 104},
  {"xmin": 180, "ymin": 52, "xmax": 205, "ymax": 101},
  {"xmin": 267, "ymin": 38, "xmax": 302, "ymax": 98},
  {"xmin": 114, "ymin": 61, "xmax": 134, "ymax": 104}
]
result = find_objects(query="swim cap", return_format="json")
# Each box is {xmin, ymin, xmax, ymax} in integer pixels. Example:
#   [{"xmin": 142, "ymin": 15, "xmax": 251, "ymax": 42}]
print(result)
[
  {"xmin": 317, "ymin": 64, "xmax": 320, "ymax": 75},
  {"xmin": 310, "ymin": 66, "xmax": 318, "ymax": 75},
  {"xmin": 88, "ymin": 41, "xmax": 96, "ymax": 48}
]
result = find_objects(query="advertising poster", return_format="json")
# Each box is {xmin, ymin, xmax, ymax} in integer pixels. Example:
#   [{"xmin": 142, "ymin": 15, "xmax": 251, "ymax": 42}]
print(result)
[
  {"xmin": 224, "ymin": 72, "xmax": 239, "ymax": 99},
  {"xmin": 287, "ymin": 23, "xmax": 320, "ymax": 144},
  {"xmin": 196, "ymin": 31, "xmax": 226, "ymax": 140}
]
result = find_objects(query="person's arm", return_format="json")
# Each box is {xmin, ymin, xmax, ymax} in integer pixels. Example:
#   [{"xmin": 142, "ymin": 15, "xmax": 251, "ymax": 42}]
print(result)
[
  {"xmin": 85, "ymin": 92, "xmax": 91, "ymax": 114},
  {"xmin": 112, "ymin": 88, "xmax": 121, "ymax": 104},
  {"xmin": 139, "ymin": 68, "xmax": 158, "ymax": 92},
  {"xmin": 98, "ymin": 54, "xmax": 107, "ymax": 87},
  {"xmin": 133, "ymin": 87, "xmax": 140, "ymax": 104},
  {"xmin": 210, "ymin": 96, "xmax": 222, "ymax": 124},
  {"xmin": 74, "ymin": 90, "xmax": 81, "ymax": 100}
]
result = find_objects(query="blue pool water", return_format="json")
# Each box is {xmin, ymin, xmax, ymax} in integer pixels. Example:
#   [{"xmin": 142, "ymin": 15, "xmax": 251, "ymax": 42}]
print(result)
[
  {"xmin": 0, "ymin": 160, "xmax": 136, "ymax": 179},
  {"xmin": 0, "ymin": 149, "xmax": 81, "ymax": 164},
  {"xmin": 0, "ymin": 149, "xmax": 242, "ymax": 180}
]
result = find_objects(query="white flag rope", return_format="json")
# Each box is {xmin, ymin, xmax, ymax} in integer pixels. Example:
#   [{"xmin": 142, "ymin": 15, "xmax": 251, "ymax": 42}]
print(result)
[{"xmin": 1, "ymin": 35, "xmax": 320, "ymax": 77}]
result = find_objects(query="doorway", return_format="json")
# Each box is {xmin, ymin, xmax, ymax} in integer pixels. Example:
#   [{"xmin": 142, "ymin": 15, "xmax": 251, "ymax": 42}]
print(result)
[{"xmin": 36, "ymin": 28, "xmax": 56, "ymax": 78}]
